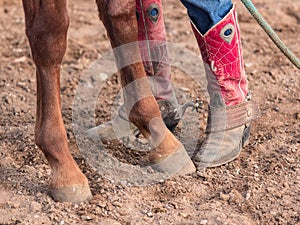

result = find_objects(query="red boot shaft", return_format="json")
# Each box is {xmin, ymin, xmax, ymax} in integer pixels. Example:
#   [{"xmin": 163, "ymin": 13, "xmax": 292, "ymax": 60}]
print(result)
[
  {"xmin": 136, "ymin": 0, "xmax": 167, "ymax": 42},
  {"xmin": 191, "ymin": 8, "xmax": 248, "ymax": 106},
  {"xmin": 136, "ymin": 0, "xmax": 173, "ymax": 100}
]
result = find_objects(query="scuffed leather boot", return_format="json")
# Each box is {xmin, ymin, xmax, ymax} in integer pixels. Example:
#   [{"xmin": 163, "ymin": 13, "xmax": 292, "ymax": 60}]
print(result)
[{"xmin": 191, "ymin": 8, "xmax": 259, "ymax": 169}]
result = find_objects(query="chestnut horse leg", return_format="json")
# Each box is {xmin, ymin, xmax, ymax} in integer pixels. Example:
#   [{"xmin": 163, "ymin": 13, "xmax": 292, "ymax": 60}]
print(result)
[
  {"xmin": 96, "ymin": 0, "xmax": 195, "ymax": 174},
  {"xmin": 22, "ymin": 0, "xmax": 92, "ymax": 203}
]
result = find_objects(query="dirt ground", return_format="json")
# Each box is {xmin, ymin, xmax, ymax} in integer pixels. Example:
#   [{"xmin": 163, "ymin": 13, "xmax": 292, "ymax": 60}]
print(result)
[{"xmin": 0, "ymin": 0, "xmax": 299, "ymax": 224}]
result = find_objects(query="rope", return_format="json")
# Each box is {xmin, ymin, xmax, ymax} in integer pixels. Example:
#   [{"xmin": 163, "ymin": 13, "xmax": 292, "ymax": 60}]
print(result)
[{"xmin": 240, "ymin": 0, "xmax": 300, "ymax": 69}]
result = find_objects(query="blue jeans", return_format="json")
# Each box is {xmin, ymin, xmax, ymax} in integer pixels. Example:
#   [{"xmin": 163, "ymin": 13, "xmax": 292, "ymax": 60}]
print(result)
[{"xmin": 180, "ymin": 0, "xmax": 233, "ymax": 34}]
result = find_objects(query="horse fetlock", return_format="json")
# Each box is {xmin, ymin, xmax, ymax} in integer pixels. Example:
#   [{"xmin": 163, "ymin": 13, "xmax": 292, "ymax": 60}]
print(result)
[
  {"xmin": 149, "ymin": 129, "xmax": 180, "ymax": 163},
  {"xmin": 128, "ymin": 98, "xmax": 161, "ymax": 135},
  {"xmin": 34, "ymin": 123, "xmax": 70, "ymax": 164},
  {"xmin": 35, "ymin": 127, "xmax": 92, "ymax": 203},
  {"xmin": 50, "ymin": 160, "xmax": 89, "ymax": 187},
  {"xmin": 148, "ymin": 117, "xmax": 167, "ymax": 148}
]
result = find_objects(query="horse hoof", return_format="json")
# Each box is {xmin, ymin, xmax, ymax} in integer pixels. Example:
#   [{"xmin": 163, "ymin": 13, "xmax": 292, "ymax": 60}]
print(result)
[
  {"xmin": 176, "ymin": 158, "xmax": 197, "ymax": 176},
  {"xmin": 50, "ymin": 185, "xmax": 92, "ymax": 203},
  {"xmin": 151, "ymin": 145, "xmax": 196, "ymax": 176}
]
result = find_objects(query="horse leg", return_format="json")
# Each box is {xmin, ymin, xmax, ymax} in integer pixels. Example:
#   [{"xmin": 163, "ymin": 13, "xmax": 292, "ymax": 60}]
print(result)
[
  {"xmin": 96, "ymin": 0, "xmax": 195, "ymax": 175},
  {"xmin": 22, "ymin": 0, "xmax": 92, "ymax": 203}
]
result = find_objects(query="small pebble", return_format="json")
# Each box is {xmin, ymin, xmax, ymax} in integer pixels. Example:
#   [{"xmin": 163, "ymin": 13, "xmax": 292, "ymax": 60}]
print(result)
[
  {"xmin": 200, "ymin": 219, "xmax": 208, "ymax": 224},
  {"xmin": 179, "ymin": 87, "xmax": 190, "ymax": 92},
  {"xmin": 80, "ymin": 215, "xmax": 92, "ymax": 221},
  {"xmin": 179, "ymin": 212, "xmax": 188, "ymax": 218},
  {"xmin": 147, "ymin": 212, "xmax": 153, "ymax": 217},
  {"xmin": 245, "ymin": 192, "xmax": 251, "ymax": 200},
  {"xmin": 220, "ymin": 192, "xmax": 230, "ymax": 201}
]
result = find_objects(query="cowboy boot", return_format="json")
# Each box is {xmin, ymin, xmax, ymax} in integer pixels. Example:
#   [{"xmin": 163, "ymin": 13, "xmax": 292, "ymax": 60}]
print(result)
[{"xmin": 191, "ymin": 8, "xmax": 259, "ymax": 169}]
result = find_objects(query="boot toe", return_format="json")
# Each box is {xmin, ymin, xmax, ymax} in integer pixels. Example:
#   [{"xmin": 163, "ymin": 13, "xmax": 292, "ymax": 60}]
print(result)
[{"xmin": 194, "ymin": 125, "xmax": 247, "ymax": 169}]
